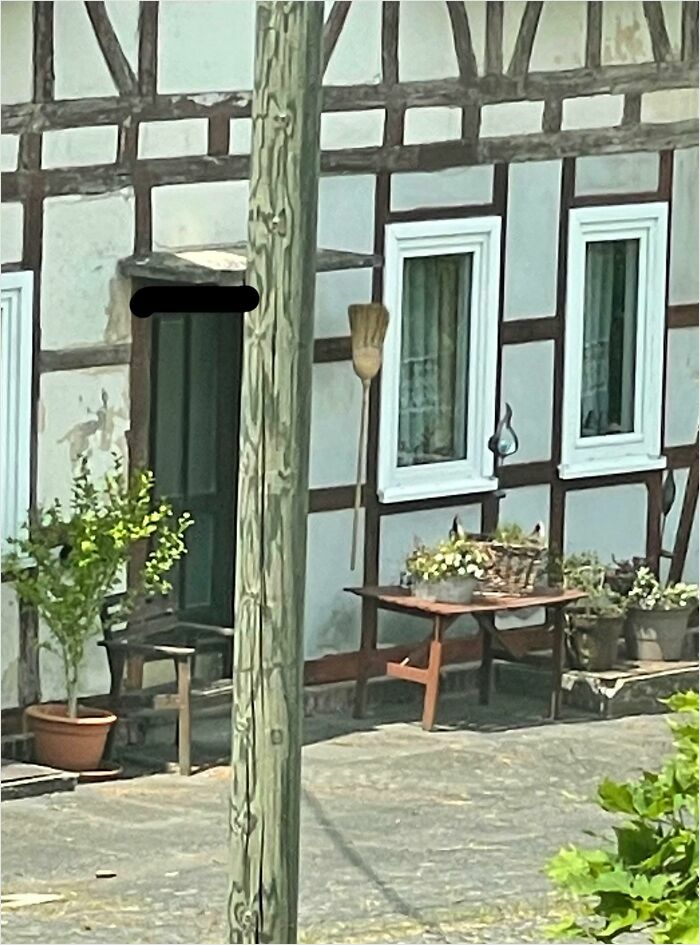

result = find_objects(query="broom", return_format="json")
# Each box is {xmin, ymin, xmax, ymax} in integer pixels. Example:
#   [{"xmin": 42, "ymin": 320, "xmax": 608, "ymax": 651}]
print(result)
[{"xmin": 348, "ymin": 303, "xmax": 389, "ymax": 570}]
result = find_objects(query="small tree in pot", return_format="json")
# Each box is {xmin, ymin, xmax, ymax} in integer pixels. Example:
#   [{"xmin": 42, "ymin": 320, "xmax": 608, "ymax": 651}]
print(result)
[
  {"xmin": 550, "ymin": 552, "xmax": 626, "ymax": 672},
  {"xmin": 2, "ymin": 455, "xmax": 192, "ymax": 771},
  {"xmin": 626, "ymin": 567, "xmax": 698, "ymax": 662}
]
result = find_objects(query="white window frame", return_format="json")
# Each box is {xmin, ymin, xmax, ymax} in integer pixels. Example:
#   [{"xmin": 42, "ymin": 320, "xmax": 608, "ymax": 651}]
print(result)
[
  {"xmin": 1, "ymin": 270, "xmax": 34, "ymax": 556},
  {"xmin": 560, "ymin": 202, "xmax": 668, "ymax": 481},
  {"xmin": 378, "ymin": 217, "xmax": 501, "ymax": 504}
]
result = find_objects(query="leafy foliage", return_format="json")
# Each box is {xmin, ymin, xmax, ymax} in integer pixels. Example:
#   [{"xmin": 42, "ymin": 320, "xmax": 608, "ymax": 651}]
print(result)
[
  {"xmin": 549, "ymin": 551, "xmax": 626, "ymax": 618},
  {"xmin": 628, "ymin": 568, "xmax": 698, "ymax": 613},
  {"xmin": 2, "ymin": 455, "xmax": 192, "ymax": 716},
  {"xmin": 490, "ymin": 521, "xmax": 543, "ymax": 547},
  {"xmin": 406, "ymin": 536, "xmax": 493, "ymax": 583},
  {"xmin": 546, "ymin": 691, "xmax": 699, "ymax": 944}
]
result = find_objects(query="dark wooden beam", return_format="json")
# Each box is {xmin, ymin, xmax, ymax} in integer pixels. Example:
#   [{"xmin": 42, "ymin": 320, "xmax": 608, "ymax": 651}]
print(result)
[
  {"xmin": 137, "ymin": 1, "xmax": 158, "ymax": 98},
  {"xmin": 485, "ymin": 1, "xmax": 504, "ymax": 76},
  {"xmin": 502, "ymin": 316, "xmax": 559, "ymax": 344},
  {"xmin": 84, "ymin": 1, "xmax": 138, "ymax": 96},
  {"xmin": 32, "ymin": 2, "xmax": 55, "ymax": 103},
  {"xmin": 668, "ymin": 303, "xmax": 699, "ymax": 328},
  {"xmin": 666, "ymin": 443, "xmax": 700, "ymax": 469},
  {"xmin": 642, "ymin": 1, "xmax": 672, "ymax": 63},
  {"xmin": 682, "ymin": 1, "xmax": 699, "ymax": 62},
  {"xmin": 322, "ymin": 1, "xmax": 352, "ymax": 74},
  {"xmin": 585, "ymin": 1, "xmax": 602, "ymax": 69},
  {"xmin": 622, "ymin": 92, "xmax": 642, "ymax": 126},
  {"xmin": 646, "ymin": 472, "xmax": 663, "ymax": 571},
  {"xmin": 446, "ymin": 1, "xmax": 478, "ymax": 80},
  {"xmin": 313, "ymin": 336, "xmax": 352, "ymax": 364},
  {"xmin": 508, "ymin": 1, "xmax": 544, "ymax": 78},
  {"xmin": 207, "ymin": 113, "xmax": 230, "ymax": 156},
  {"xmin": 39, "ymin": 343, "xmax": 131, "ymax": 373}
]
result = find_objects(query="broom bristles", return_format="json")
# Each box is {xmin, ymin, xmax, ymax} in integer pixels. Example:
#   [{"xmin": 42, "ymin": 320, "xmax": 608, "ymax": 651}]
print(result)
[{"xmin": 348, "ymin": 303, "xmax": 389, "ymax": 382}]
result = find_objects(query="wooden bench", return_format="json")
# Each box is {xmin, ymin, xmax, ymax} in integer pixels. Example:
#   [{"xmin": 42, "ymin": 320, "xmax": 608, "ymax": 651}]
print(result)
[{"xmin": 99, "ymin": 593, "xmax": 234, "ymax": 775}]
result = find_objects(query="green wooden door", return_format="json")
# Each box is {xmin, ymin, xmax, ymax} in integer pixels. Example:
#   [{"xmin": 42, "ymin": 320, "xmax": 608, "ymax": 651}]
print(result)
[{"xmin": 150, "ymin": 312, "xmax": 242, "ymax": 626}]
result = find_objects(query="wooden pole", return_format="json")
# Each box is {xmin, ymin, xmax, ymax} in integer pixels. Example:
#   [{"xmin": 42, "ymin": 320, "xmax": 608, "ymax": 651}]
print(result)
[{"xmin": 227, "ymin": 3, "xmax": 323, "ymax": 943}]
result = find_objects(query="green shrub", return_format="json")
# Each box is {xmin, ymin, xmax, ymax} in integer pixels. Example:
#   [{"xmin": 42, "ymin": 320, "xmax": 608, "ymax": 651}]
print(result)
[{"xmin": 546, "ymin": 690, "xmax": 698, "ymax": 944}]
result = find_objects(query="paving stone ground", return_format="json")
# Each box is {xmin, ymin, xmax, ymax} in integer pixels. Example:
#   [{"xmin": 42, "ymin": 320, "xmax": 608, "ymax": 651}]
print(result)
[{"xmin": 1, "ymin": 689, "xmax": 673, "ymax": 944}]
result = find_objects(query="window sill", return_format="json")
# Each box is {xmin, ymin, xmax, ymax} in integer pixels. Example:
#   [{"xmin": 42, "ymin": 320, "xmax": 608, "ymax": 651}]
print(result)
[
  {"xmin": 558, "ymin": 455, "xmax": 667, "ymax": 481},
  {"xmin": 378, "ymin": 475, "xmax": 497, "ymax": 505}
]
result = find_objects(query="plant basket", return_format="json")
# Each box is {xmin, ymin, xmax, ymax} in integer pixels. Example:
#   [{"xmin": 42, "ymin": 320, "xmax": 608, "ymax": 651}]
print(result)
[
  {"xmin": 480, "ymin": 541, "xmax": 546, "ymax": 595},
  {"xmin": 565, "ymin": 612, "xmax": 625, "ymax": 672},
  {"xmin": 411, "ymin": 575, "xmax": 478, "ymax": 604},
  {"xmin": 625, "ymin": 607, "xmax": 692, "ymax": 662}
]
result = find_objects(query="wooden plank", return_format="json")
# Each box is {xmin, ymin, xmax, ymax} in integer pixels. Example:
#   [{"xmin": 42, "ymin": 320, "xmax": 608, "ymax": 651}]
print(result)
[
  {"xmin": 642, "ymin": 1, "xmax": 672, "ymax": 63},
  {"xmin": 322, "ymin": 1, "xmax": 352, "ymax": 73},
  {"xmin": 386, "ymin": 662, "xmax": 429, "ymax": 685},
  {"xmin": 668, "ymin": 303, "xmax": 699, "ymax": 328},
  {"xmin": 39, "ymin": 343, "xmax": 131, "ymax": 373},
  {"xmin": 84, "ymin": 2, "xmax": 138, "ymax": 95},
  {"xmin": 228, "ymin": 5, "xmax": 323, "ymax": 942},
  {"xmin": 586, "ymin": 1, "xmax": 603, "ymax": 69},
  {"xmin": 446, "ymin": 1, "xmax": 478, "ymax": 80},
  {"xmin": 508, "ymin": 1, "xmax": 544, "ymax": 78},
  {"xmin": 485, "ymin": 1, "xmax": 504, "ymax": 76}
]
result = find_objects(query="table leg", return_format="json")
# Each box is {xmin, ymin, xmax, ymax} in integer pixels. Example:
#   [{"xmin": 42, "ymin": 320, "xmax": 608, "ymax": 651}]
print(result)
[
  {"xmin": 353, "ymin": 598, "xmax": 377, "ymax": 718},
  {"xmin": 550, "ymin": 607, "xmax": 565, "ymax": 721},
  {"xmin": 422, "ymin": 617, "xmax": 444, "ymax": 731},
  {"xmin": 478, "ymin": 619, "xmax": 494, "ymax": 705}
]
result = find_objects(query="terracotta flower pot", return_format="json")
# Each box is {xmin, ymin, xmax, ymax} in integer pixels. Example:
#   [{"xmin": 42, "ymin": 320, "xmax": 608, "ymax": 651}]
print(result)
[{"xmin": 25, "ymin": 703, "xmax": 117, "ymax": 772}]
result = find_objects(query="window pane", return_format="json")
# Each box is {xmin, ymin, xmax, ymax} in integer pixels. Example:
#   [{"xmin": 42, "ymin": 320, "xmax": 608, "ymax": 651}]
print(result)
[
  {"xmin": 580, "ymin": 239, "xmax": 638, "ymax": 438},
  {"xmin": 398, "ymin": 253, "xmax": 471, "ymax": 467}
]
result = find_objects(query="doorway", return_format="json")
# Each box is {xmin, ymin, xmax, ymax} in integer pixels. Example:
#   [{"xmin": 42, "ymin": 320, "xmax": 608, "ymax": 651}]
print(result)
[{"xmin": 149, "ymin": 311, "xmax": 243, "ymax": 626}]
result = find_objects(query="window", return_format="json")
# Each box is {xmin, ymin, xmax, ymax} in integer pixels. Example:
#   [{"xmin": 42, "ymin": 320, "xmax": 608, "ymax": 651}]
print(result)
[
  {"xmin": 561, "ymin": 203, "xmax": 668, "ymax": 479},
  {"xmin": 379, "ymin": 218, "xmax": 501, "ymax": 503},
  {"xmin": 1, "ymin": 271, "xmax": 33, "ymax": 555}
]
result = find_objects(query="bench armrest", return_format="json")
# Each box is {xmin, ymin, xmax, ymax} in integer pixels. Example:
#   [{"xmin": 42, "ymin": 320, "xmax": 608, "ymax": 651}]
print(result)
[
  {"xmin": 177, "ymin": 622, "xmax": 235, "ymax": 638},
  {"xmin": 98, "ymin": 639, "xmax": 195, "ymax": 659}
]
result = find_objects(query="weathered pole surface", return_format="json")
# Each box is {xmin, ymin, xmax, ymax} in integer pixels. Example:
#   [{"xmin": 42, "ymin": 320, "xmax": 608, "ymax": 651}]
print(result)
[{"xmin": 228, "ymin": 3, "xmax": 324, "ymax": 944}]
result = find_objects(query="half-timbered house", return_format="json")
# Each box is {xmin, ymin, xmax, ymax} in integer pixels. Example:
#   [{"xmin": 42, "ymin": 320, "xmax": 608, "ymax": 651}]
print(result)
[{"xmin": 1, "ymin": 0, "xmax": 698, "ymax": 713}]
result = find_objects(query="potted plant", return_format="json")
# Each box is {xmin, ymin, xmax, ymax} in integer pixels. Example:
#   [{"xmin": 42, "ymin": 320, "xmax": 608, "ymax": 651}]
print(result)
[
  {"xmin": 553, "ymin": 552, "xmax": 626, "ymax": 672},
  {"xmin": 405, "ymin": 535, "xmax": 493, "ymax": 604},
  {"xmin": 625, "ymin": 567, "xmax": 698, "ymax": 662},
  {"xmin": 484, "ymin": 520, "xmax": 547, "ymax": 593},
  {"xmin": 2, "ymin": 455, "xmax": 192, "ymax": 772}
]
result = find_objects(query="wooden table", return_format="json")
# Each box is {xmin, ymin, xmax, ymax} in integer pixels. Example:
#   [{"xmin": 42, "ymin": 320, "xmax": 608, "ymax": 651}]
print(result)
[{"xmin": 346, "ymin": 586, "xmax": 584, "ymax": 730}]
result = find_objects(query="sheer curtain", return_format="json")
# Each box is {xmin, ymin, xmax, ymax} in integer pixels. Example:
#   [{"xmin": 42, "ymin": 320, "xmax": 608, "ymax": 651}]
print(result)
[
  {"xmin": 398, "ymin": 254, "xmax": 471, "ymax": 466},
  {"xmin": 580, "ymin": 239, "xmax": 638, "ymax": 438}
]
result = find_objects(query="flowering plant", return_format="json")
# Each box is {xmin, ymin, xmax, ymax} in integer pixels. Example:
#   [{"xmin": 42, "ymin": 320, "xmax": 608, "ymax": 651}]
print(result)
[
  {"xmin": 628, "ymin": 567, "xmax": 698, "ymax": 612},
  {"xmin": 405, "ymin": 536, "xmax": 493, "ymax": 584}
]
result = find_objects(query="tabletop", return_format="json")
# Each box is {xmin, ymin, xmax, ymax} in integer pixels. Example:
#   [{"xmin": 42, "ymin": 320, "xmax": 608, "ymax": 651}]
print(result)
[{"xmin": 345, "ymin": 585, "xmax": 585, "ymax": 618}]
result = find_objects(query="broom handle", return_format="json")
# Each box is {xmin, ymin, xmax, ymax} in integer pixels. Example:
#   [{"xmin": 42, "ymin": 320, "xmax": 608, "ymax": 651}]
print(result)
[{"xmin": 351, "ymin": 379, "xmax": 370, "ymax": 571}]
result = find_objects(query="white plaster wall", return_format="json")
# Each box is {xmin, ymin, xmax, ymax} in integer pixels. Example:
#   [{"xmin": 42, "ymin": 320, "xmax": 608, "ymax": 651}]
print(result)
[
  {"xmin": 669, "ymin": 148, "xmax": 699, "ymax": 306},
  {"xmin": 43, "ymin": 127, "xmax": 119, "ymax": 169},
  {"xmin": 315, "ymin": 268, "xmax": 373, "ymax": 338},
  {"xmin": 318, "ymin": 175, "xmax": 376, "ymax": 253},
  {"xmin": 39, "ymin": 616, "xmax": 111, "ymax": 703},
  {"xmin": 641, "ymin": 89, "xmax": 699, "ymax": 124},
  {"xmin": 157, "ymin": 1, "xmax": 255, "ymax": 93},
  {"xmin": 378, "ymin": 503, "xmax": 482, "ymax": 645},
  {"xmin": 42, "ymin": 190, "xmax": 134, "ymax": 350},
  {"xmin": 152, "ymin": 180, "xmax": 249, "ymax": 249},
  {"xmin": 1, "ymin": 135, "xmax": 19, "ymax": 172},
  {"xmin": 53, "ymin": 2, "xmax": 118, "ymax": 99},
  {"xmin": 390, "ymin": 166, "xmax": 493, "ymax": 212},
  {"xmin": 664, "ymin": 327, "xmax": 699, "ymax": 449},
  {"xmin": 530, "ymin": 1, "xmax": 586, "ymax": 72},
  {"xmin": 398, "ymin": 1, "xmax": 458, "ymax": 81},
  {"xmin": 1, "ymin": 585, "xmax": 20, "ymax": 710},
  {"xmin": 229, "ymin": 118, "xmax": 252, "ymax": 155},
  {"xmin": 500, "ymin": 342, "xmax": 554, "ymax": 464},
  {"xmin": 37, "ymin": 366, "xmax": 130, "ymax": 508},
  {"xmin": 601, "ymin": 1, "xmax": 654, "ymax": 65},
  {"xmin": 502, "ymin": 1, "xmax": 526, "ymax": 71},
  {"xmin": 562, "ymin": 94, "xmax": 624, "ymax": 131},
  {"xmin": 104, "ymin": 0, "xmax": 139, "ymax": 72},
  {"xmin": 139, "ymin": 119, "xmax": 209, "ymax": 159},
  {"xmin": 499, "ymin": 485, "xmax": 551, "ymax": 537},
  {"xmin": 1, "ymin": 1, "xmax": 32, "ymax": 105},
  {"xmin": 305, "ymin": 508, "xmax": 363, "ymax": 659},
  {"xmin": 1, "ymin": 203, "xmax": 23, "ymax": 264},
  {"xmin": 480, "ymin": 101, "xmax": 544, "ymax": 138},
  {"xmin": 320, "ymin": 111, "xmax": 385, "ymax": 151},
  {"xmin": 575, "ymin": 151, "xmax": 660, "ymax": 195},
  {"xmin": 565, "ymin": 484, "xmax": 648, "ymax": 562},
  {"xmin": 404, "ymin": 107, "xmax": 462, "ymax": 145},
  {"xmin": 324, "ymin": 0, "xmax": 382, "ymax": 85},
  {"xmin": 309, "ymin": 362, "xmax": 364, "ymax": 490},
  {"xmin": 504, "ymin": 159, "xmax": 560, "ymax": 320}
]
